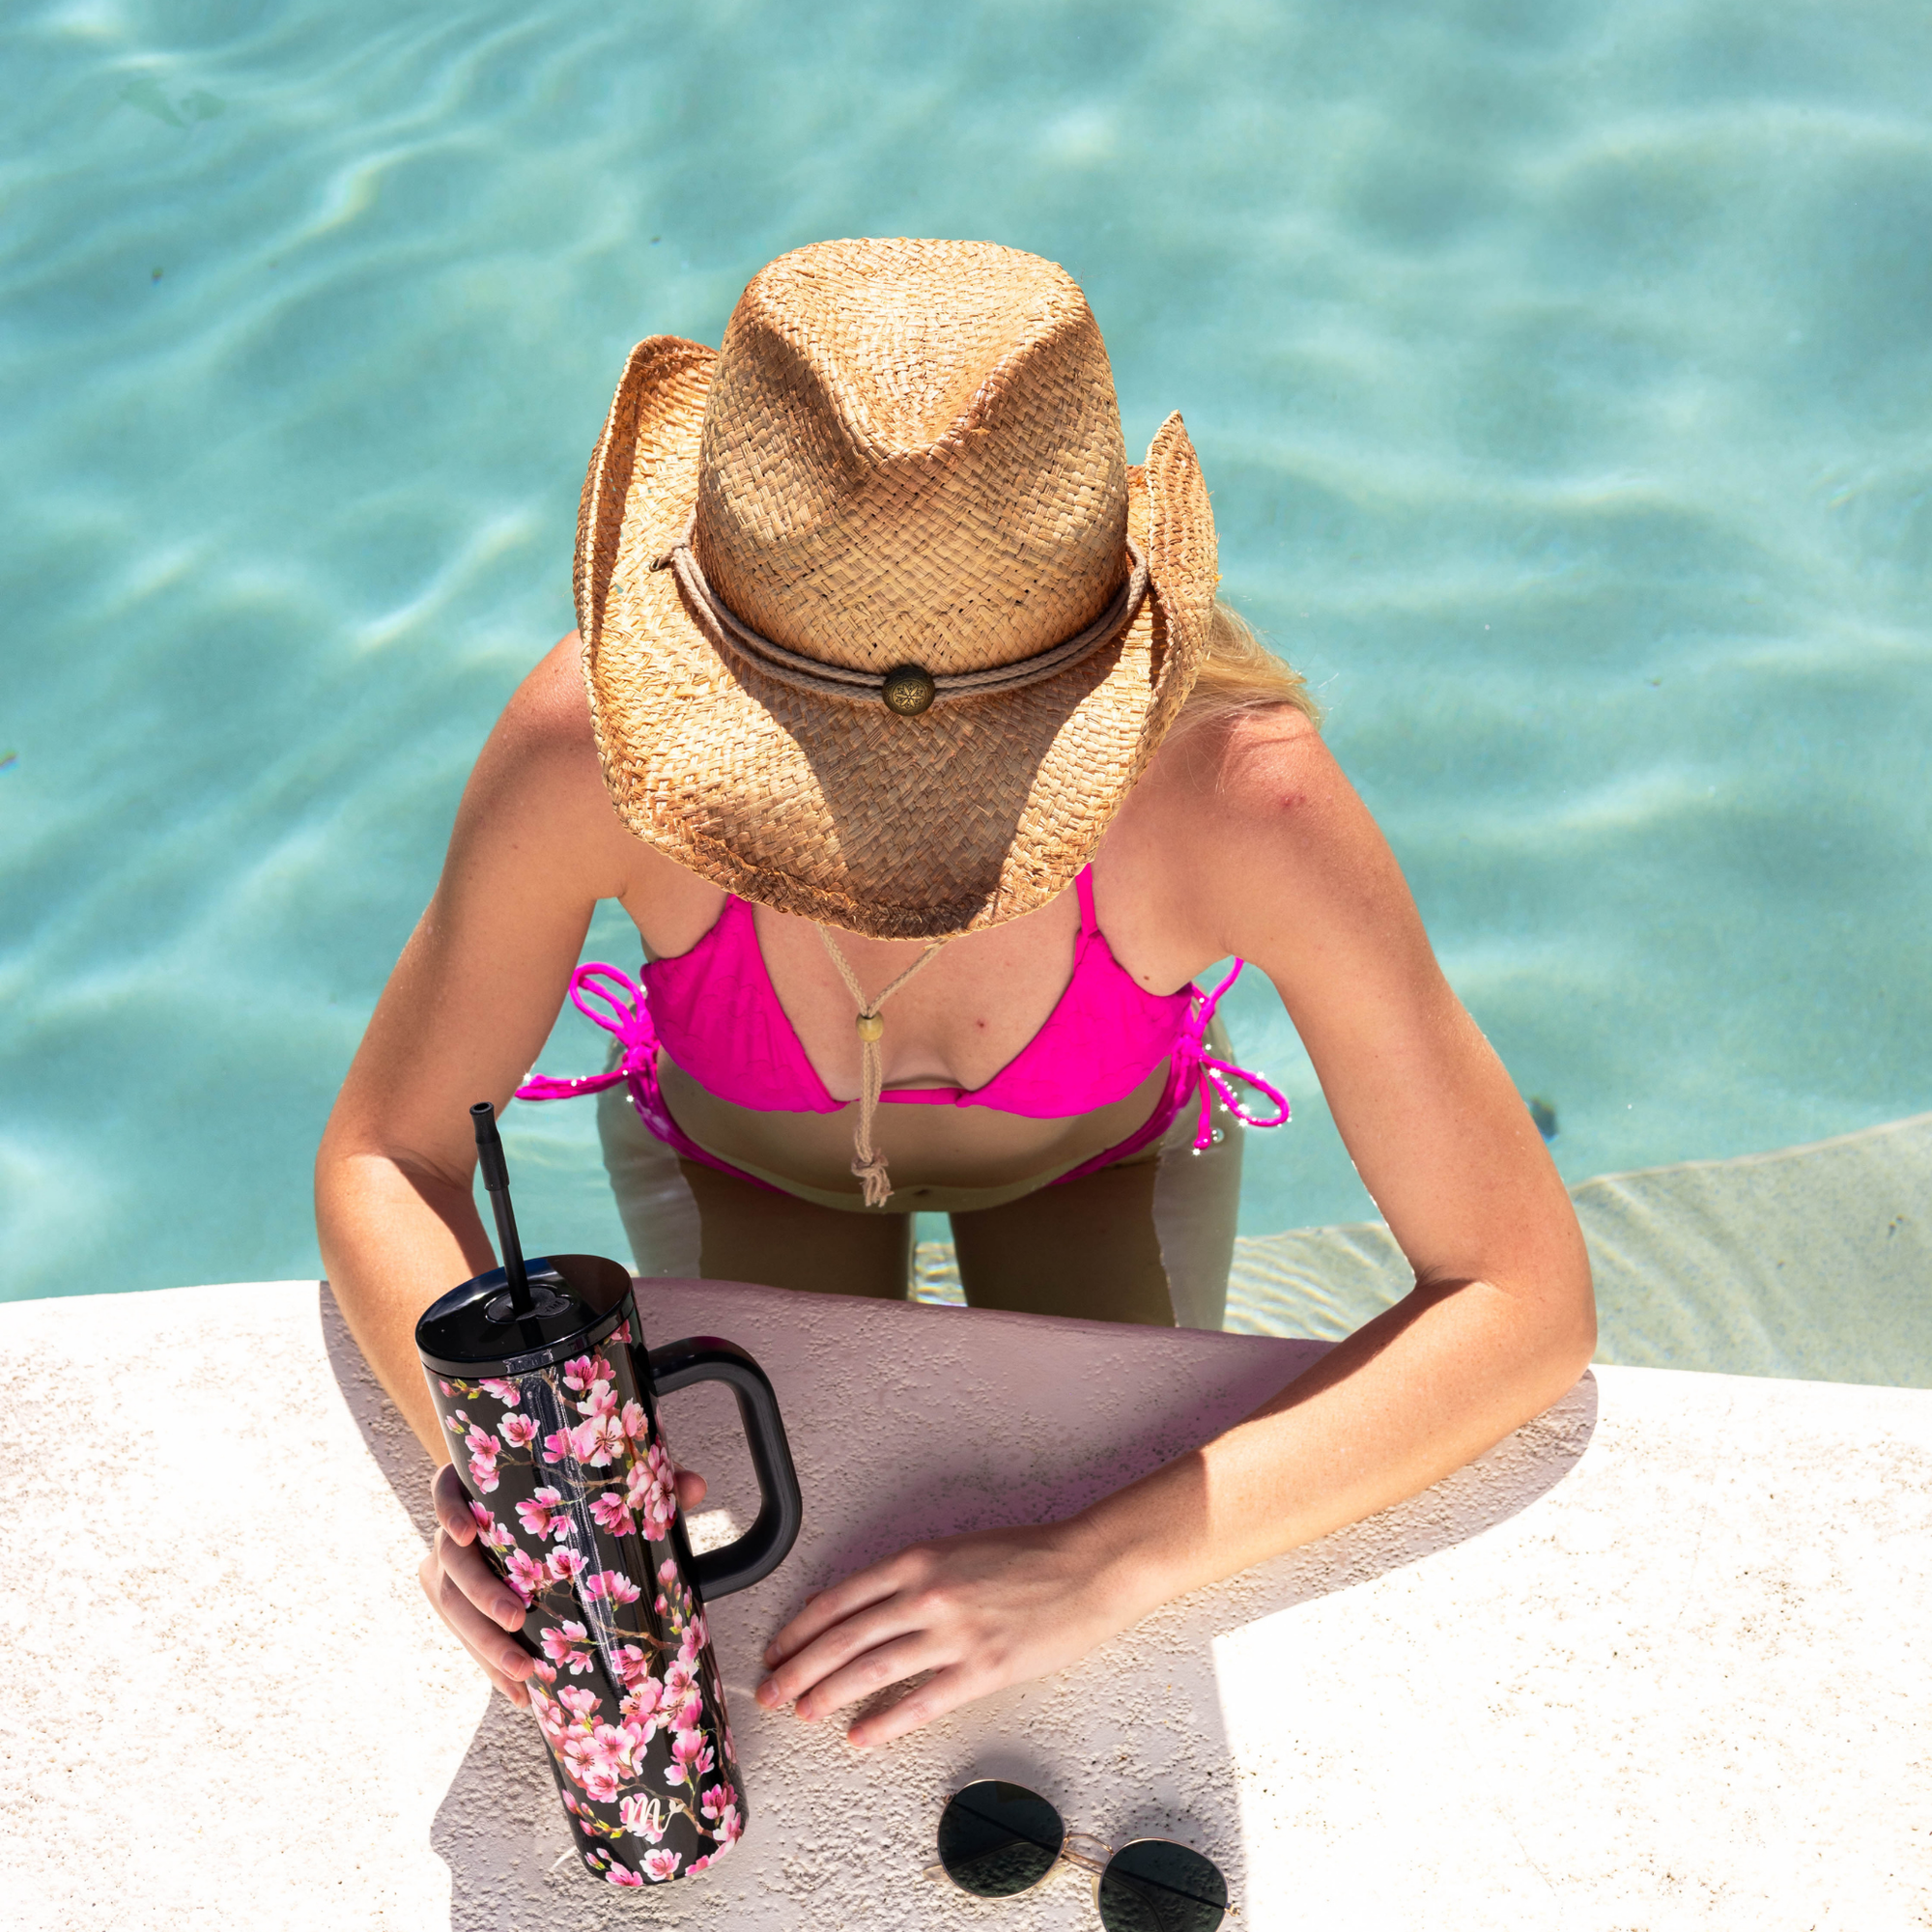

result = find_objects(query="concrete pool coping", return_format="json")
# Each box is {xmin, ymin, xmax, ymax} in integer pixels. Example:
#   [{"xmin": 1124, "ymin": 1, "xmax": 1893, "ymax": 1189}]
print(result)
[{"xmin": 2, "ymin": 1268, "xmax": 1927, "ymax": 1928}]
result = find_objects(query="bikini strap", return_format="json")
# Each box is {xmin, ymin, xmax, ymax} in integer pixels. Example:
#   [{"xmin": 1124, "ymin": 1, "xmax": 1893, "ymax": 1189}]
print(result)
[
  {"xmin": 1075, "ymin": 865, "xmax": 1098, "ymax": 936},
  {"xmin": 515, "ymin": 963, "xmax": 657, "ymax": 1101},
  {"xmin": 1193, "ymin": 956, "xmax": 1244, "ymax": 1031}
]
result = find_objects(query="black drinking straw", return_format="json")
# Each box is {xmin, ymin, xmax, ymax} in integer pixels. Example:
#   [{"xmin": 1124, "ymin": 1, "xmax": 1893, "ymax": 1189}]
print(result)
[{"xmin": 470, "ymin": 1100, "xmax": 533, "ymax": 1316}]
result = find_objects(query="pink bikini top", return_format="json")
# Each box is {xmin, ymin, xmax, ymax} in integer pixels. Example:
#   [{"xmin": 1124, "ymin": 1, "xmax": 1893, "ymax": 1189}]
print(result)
[{"xmin": 518, "ymin": 867, "xmax": 1287, "ymax": 1192}]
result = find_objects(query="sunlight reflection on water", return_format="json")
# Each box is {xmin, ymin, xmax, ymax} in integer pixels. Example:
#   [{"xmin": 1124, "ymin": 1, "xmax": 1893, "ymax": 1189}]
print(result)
[{"xmin": 2, "ymin": 0, "xmax": 1928, "ymax": 1334}]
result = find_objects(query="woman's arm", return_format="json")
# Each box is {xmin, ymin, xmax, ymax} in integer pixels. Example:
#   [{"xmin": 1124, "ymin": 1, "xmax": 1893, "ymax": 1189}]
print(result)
[
  {"xmin": 316, "ymin": 634, "xmax": 682, "ymax": 1702},
  {"xmin": 755, "ymin": 710, "xmax": 1595, "ymax": 1747}
]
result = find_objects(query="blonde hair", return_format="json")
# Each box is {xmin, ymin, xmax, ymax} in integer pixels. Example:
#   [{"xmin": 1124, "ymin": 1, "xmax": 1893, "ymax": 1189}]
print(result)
[{"xmin": 1176, "ymin": 600, "xmax": 1322, "ymax": 731}]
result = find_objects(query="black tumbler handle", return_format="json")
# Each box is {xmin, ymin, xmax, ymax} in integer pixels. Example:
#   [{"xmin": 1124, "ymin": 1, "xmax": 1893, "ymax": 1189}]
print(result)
[{"xmin": 646, "ymin": 1336, "xmax": 803, "ymax": 1599}]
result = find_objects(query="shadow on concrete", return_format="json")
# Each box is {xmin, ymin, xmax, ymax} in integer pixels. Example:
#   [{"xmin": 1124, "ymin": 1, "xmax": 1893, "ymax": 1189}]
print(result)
[
  {"xmin": 319, "ymin": 1280, "xmax": 438, "ymax": 1542},
  {"xmin": 319, "ymin": 1279, "xmax": 1597, "ymax": 1929}
]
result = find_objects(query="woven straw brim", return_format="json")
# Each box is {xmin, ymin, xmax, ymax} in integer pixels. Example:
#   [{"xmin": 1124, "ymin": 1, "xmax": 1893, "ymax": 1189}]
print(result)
[{"xmin": 578, "ymin": 336, "xmax": 1219, "ymax": 940}]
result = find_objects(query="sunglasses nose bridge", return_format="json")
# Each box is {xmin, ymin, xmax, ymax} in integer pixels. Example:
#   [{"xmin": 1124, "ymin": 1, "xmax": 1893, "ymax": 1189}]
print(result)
[{"xmin": 1060, "ymin": 1831, "xmax": 1112, "ymax": 1877}]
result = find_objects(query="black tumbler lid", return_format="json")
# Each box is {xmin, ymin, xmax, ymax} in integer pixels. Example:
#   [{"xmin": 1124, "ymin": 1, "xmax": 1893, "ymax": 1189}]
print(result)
[{"xmin": 415, "ymin": 1253, "xmax": 637, "ymax": 1378}]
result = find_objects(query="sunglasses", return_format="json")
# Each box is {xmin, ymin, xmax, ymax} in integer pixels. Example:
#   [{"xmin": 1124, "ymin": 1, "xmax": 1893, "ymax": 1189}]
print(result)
[{"xmin": 925, "ymin": 1779, "xmax": 1233, "ymax": 1931}]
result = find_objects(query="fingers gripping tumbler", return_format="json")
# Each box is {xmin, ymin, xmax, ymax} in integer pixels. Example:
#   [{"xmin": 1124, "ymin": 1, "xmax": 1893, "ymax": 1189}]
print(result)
[{"xmin": 415, "ymin": 1112, "xmax": 802, "ymax": 1889}]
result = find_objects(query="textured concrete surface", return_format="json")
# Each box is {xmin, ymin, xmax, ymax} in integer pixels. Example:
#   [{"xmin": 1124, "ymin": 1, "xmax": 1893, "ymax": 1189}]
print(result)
[
  {"xmin": 1227, "ymin": 1110, "xmax": 1932, "ymax": 1387},
  {"xmin": 1, "ymin": 1278, "xmax": 1927, "ymax": 1929}
]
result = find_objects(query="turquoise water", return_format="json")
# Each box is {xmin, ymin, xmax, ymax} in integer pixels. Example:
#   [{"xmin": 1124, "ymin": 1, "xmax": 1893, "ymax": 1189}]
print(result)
[{"xmin": 4, "ymin": 1, "xmax": 1929, "ymax": 1314}]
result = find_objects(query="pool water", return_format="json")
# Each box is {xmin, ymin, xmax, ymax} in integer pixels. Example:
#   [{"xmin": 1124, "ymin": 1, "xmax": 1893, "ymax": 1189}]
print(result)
[{"xmin": 4, "ymin": 2, "xmax": 1929, "ymax": 1342}]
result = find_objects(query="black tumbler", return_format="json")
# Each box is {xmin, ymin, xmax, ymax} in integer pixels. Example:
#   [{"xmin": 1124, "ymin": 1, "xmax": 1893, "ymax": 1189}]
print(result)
[{"xmin": 417, "ymin": 1252, "xmax": 802, "ymax": 1890}]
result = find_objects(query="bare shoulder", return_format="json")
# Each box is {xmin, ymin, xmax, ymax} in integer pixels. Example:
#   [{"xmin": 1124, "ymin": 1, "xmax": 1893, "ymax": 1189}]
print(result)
[
  {"xmin": 476, "ymin": 632, "xmax": 601, "ymax": 781},
  {"xmin": 1148, "ymin": 704, "xmax": 1354, "ymax": 838},
  {"xmin": 1116, "ymin": 706, "xmax": 1410, "ymax": 969},
  {"xmin": 452, "ymin": 634, "xmax": 642, "ymax": 899}
]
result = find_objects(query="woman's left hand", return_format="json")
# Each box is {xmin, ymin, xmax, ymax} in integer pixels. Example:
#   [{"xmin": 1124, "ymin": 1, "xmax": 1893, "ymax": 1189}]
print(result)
[{"xmin": 754, "ymin": 1518, "xmax": 1138, "ymax": 1749}]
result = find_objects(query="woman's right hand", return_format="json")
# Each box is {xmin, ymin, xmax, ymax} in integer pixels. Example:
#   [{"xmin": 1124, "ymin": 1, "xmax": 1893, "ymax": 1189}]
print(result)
[{"xmin": 419, "ymin": 1460, "xmax": 710, "ymax": 1705}]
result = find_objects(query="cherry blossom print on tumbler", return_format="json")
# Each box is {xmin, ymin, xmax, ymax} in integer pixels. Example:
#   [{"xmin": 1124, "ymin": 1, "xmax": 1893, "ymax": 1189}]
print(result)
[{"xmin": 430, "ymin": 1320, "xmax": 745, "ymax": 1887}]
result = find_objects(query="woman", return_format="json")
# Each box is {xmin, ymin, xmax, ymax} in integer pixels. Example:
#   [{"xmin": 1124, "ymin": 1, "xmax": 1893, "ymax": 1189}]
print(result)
[{"xmin": 317, "ymin": 239, "xmax": 1593, "ymax": 1753}]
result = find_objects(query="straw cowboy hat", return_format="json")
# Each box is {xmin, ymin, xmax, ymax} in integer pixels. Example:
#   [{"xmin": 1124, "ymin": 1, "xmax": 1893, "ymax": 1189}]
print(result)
[{"xmin": 575, "ymin": 237, "xmax": 1220, "ymax": 941}]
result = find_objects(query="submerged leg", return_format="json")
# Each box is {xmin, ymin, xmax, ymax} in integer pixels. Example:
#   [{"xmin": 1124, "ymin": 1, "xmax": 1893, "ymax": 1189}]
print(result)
[
  {"xmin": 678, "ymin": 1158, "xmax": 914, "ymax": 1299},
  {"xmin": 948, "ymin": 1157, "xmax": 1175, "ymax": 1326}
]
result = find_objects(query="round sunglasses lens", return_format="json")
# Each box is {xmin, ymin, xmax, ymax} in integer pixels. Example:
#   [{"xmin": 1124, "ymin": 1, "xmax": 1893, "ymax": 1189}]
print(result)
[
  {"xmin": 936, "ymin": 1780, "xmax": 1065, "ymax": 1897},
  {"xmin": 1096, "ymin": 1840, "xmax": 1230, "ymax": 1932}
]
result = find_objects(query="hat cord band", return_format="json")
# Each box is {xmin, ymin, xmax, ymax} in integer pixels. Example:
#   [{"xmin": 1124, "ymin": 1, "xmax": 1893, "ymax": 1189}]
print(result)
[{"xmin": 657, "ymin": 514, "xmax": 1150, "ymax": 707}]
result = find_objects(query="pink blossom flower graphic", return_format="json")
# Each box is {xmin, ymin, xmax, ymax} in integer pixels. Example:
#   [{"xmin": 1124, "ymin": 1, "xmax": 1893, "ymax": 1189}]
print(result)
[
  {"xmin": 465, "ymin": 1426, "xmax": 502, "ymax": 1492},
  {"xmin": 699, "ymin": 1781, "xmax": 737, "ymax": 1828},
  {"xmin": 515, "ymin": 1488, "xmax": 570, "ymax": 1540},
  {"xmin": 582, "ymin": 1568, "xmax": 642, "ymax": 1605},
  {"xmin": 479, "ymin": 1518, "xmax": 516, "ymax": 1555},
  {"xmin": 618, "ymin": 1666, "xmax": 663, "ymax": 1716},
  {"xmin": 546, "ymin": 1547, "xmax": 588, "ymax": 1585},
  {"xmin": 589, "ymin": 1492, "xmax": 636, "ymax": 1538},
  {"xmin": 499, "ymin": 1412, "xmax": 538, "ymax": 1448},
  {"xmin": 468, "ymin": 1500, "xmax": 495, "ymax": 1531},
  {"xmin": 573, "ymin": 1412, "xmax": 626, "ymax": 1466},
  {"xmin": 626, "ymin": 1441, "xmax": 678, "ymax": 1539},
  {"xmin": 557, "ymin": 1683, "xmax": 599, "ymax": 1719},
  {"xmin": 541, "ymin": 1623, "xmax": 594, "ymax": 1674},
  {"xmin": 697, "ymin": 1792, "xmax": 742, "ymax": 1852},
  {"xmin": 606, "ymin": 1863, "xmax": 646, "ymax": 1889},
  {"xmin": 666, "ymin": 1728, "xmax": 714, "ymax": 1787},
  {"xmin": 599, "ymin": 1719, "xmax": 645, "ymax": 1776},
  {"xmin": 438, "ymin": 1379, "xmax": 454, "ymax": 1396},
  {"xmin": 620, "ymin": 1400, "xmax": 649, "ymax": 1442},
  {"xmin": 562, "ymin": 1353, "xmax": 614, "ymax": 1396},
  {"xmin": 658, "ymin": 1557, "xmax": 680, "ymax": 1585},
  {"xmin": 641, "ymin": 1849, "xmax": 681, "ymax": 1883},
  {"xmin": 479, "ymin": 1378, "xmax": 521, "ymax": 1406},
  {"xmin": 541, "ymin": 1426, "xmax": 576, "ymax": 1464},
  {"xmin": 528, "ymin": 1659, "xmax": 556, "ymax": 1685},
  {"xmin": 611, "ymin": 1320, "xmax": 633, "ymax": 1345},
  {"xmin": 577, "ymin": 1384, "xmax": 619, "ymax": 1421},
  {"xmin": 621, "ymin": 1694, "xmax": 665, "ymax": 1738},
  {"xmin": 503, "ymin": 1548, "xmax": 545, "ymax": 1604}
]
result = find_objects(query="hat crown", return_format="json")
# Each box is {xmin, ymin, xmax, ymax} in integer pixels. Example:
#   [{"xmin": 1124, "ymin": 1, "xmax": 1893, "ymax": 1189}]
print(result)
[{"xmin": 691, "ymin": 239, "xmax": 1129, "ymax": 677}]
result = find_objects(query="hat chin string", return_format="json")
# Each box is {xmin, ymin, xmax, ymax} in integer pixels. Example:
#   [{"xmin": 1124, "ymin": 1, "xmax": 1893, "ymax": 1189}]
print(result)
[
  {"xmin": 816, "ymin": 926, "xmax": 948, "ymax": 1207},
  {"xmin": 655, "ymin": 512, "xmax": 1149, "ymax": 707}
]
